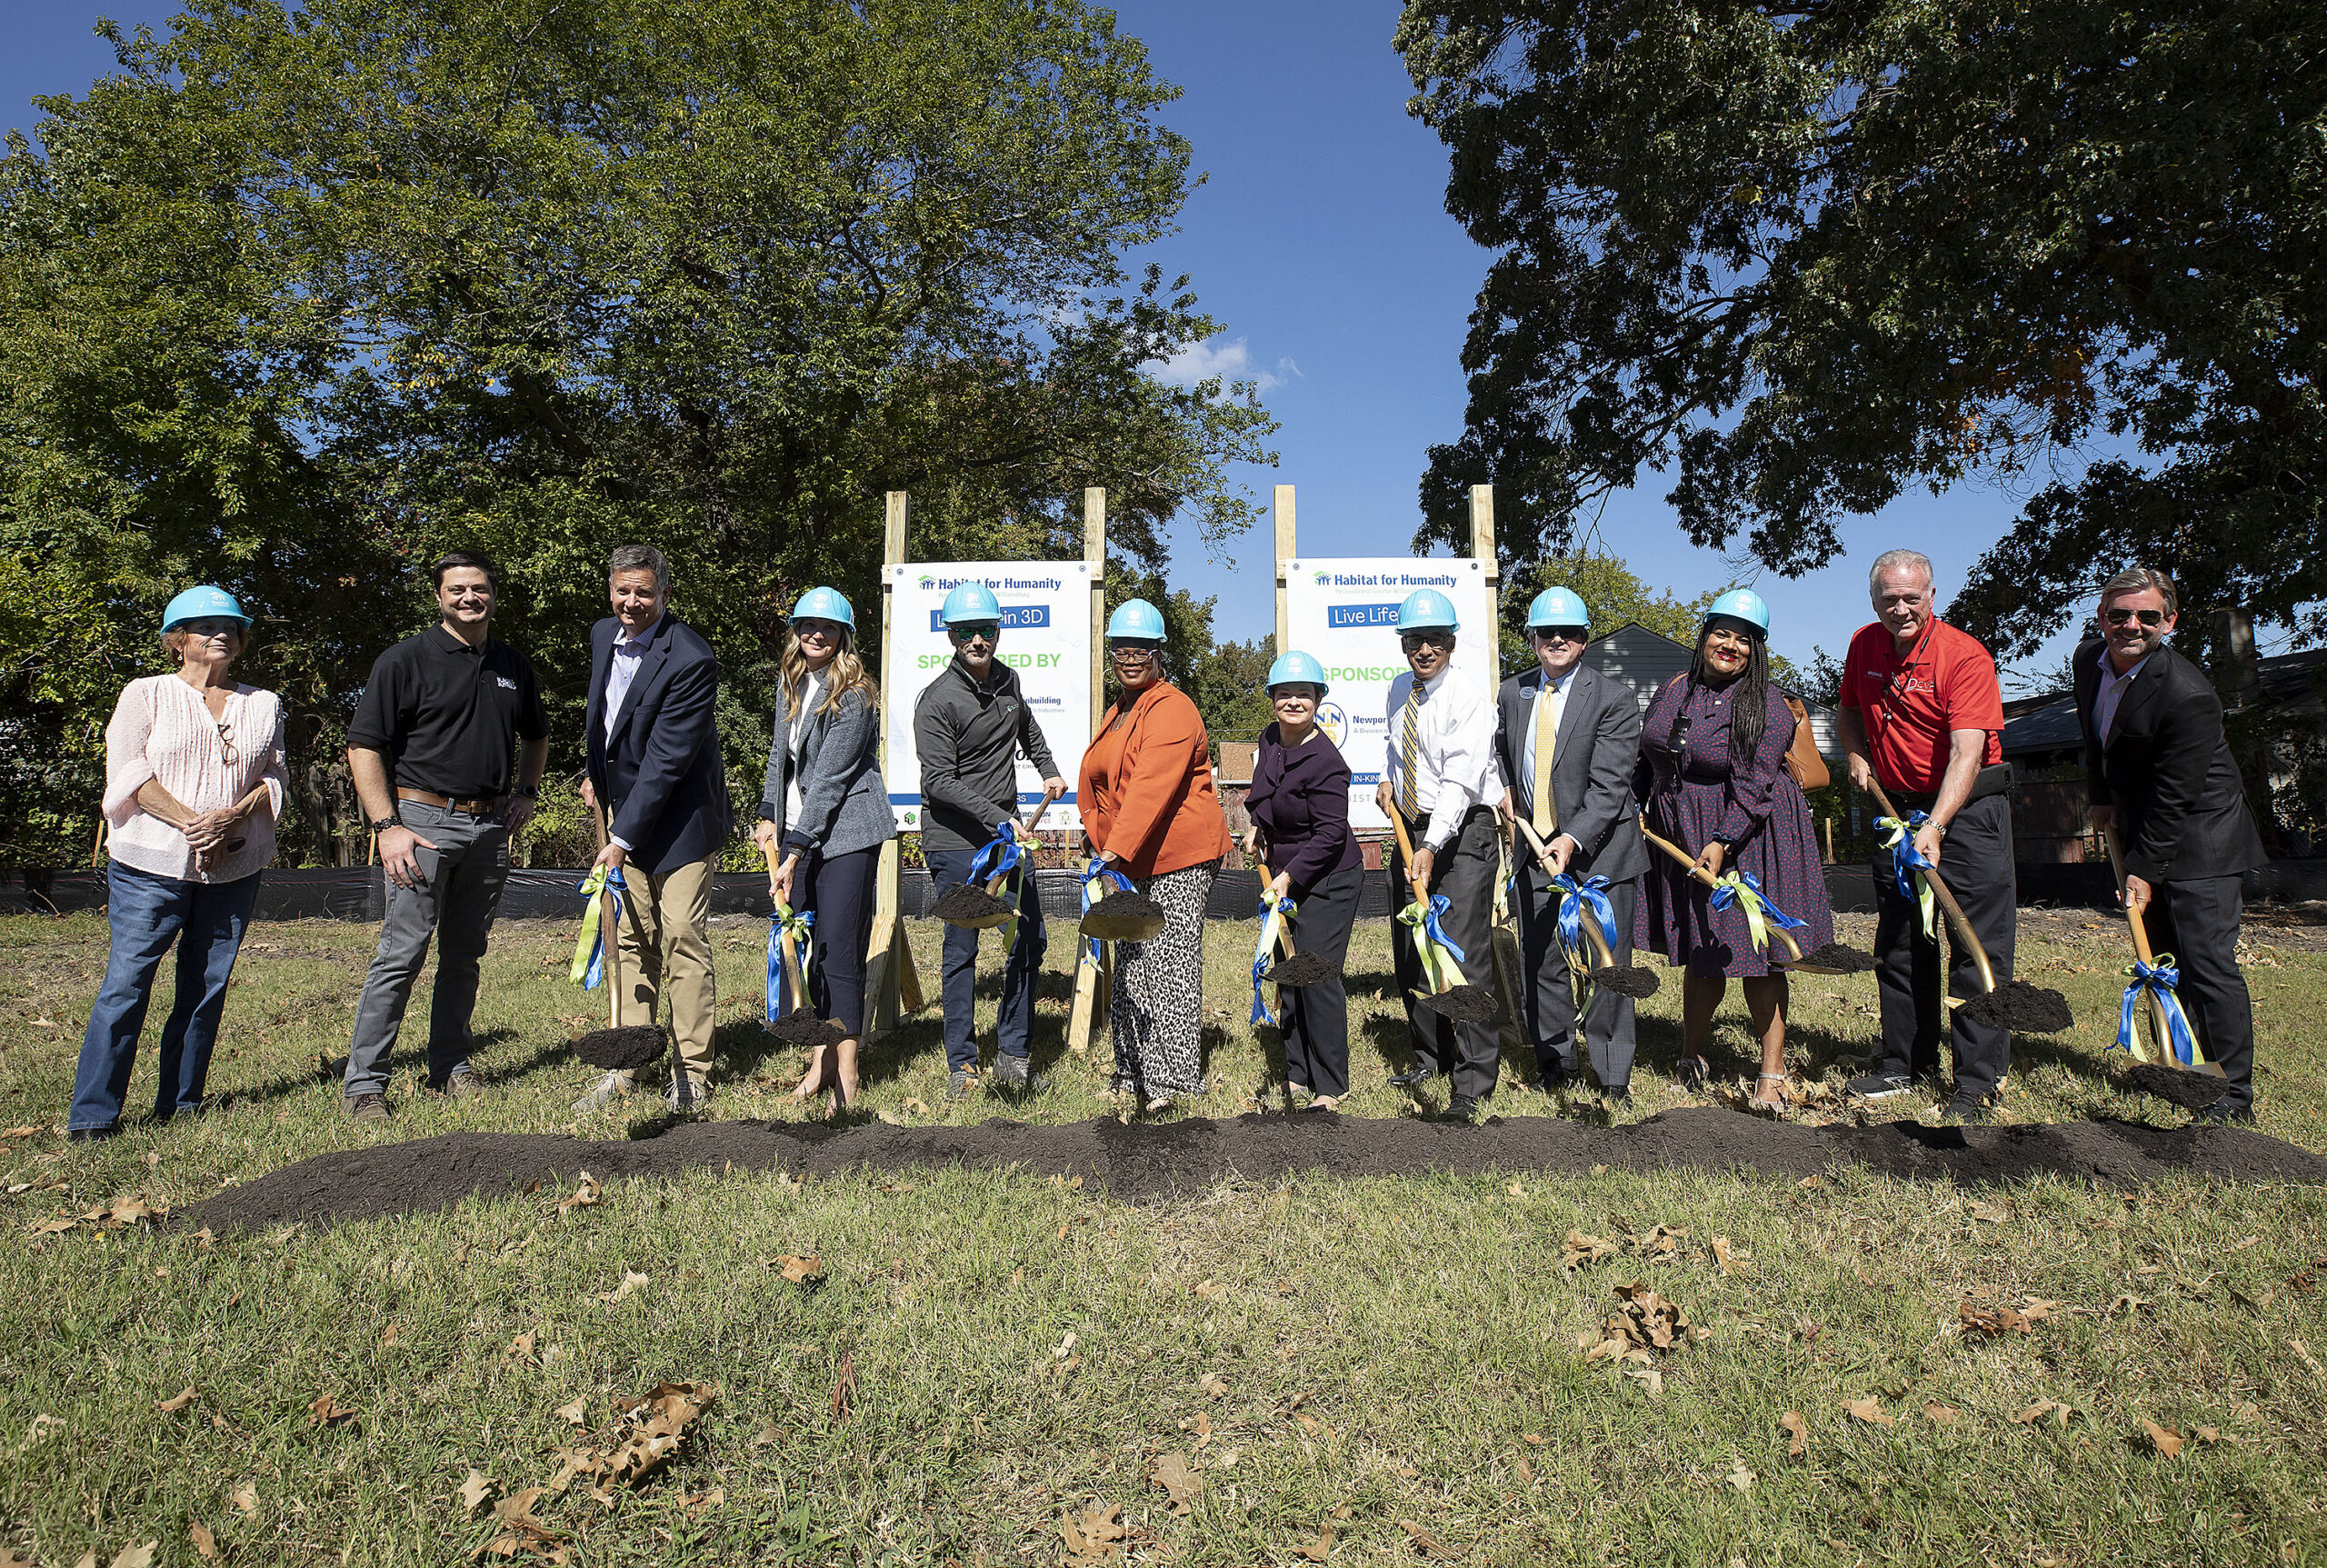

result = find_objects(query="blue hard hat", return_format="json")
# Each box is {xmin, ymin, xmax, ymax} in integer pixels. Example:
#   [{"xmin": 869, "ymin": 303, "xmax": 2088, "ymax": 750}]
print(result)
[
  {"xmin": 1106, "ymin": 598, "xmax": 1167, "ymax": 641},
  {"xmin": 161, "ymin": 585, "xmax": 250, "ymax": 633},
  {"xmin": 1397, "ymin": 589, "xmax": 1460, "ymax": 632},
  {"xmin": 1526, "ymin": 587, "xmax": 1590, "ymax": 630},
  {"xmin": 1266, "ymin": 650, "xmax": 1329, "ymax": 697},
  {"xmin": 790, "ymin": 585, "xmax": 854, "ymax": 629},
  {"xmin": 1704, "ymin": 587, "xmax": 1770, "ymax": 635},
  {"xmin": 941, "ymin": 582, "xmax": 1003, "ymax": 625}
]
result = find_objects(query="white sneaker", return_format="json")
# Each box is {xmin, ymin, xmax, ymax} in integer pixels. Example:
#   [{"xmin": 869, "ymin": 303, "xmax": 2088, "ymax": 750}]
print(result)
[{"xmin": 572, "ymin": 1072, "xmax": 632, "ymax": 1114}]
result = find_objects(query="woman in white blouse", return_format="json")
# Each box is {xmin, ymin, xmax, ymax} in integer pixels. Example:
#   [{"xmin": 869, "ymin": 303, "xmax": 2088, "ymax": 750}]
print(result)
[{"xmin": 68, "ymin": 586, "xmax": 287, "ymax": 1142}]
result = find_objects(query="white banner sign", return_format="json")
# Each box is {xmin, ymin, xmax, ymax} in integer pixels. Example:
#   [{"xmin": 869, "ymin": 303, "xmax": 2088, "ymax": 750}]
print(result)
[
  {"xmin": 884, "ymin": 562, "xmax": 1092, "ymax": 833},
  {"xmin": 1282, "ymin": 557, "xmax": 1497, "ymax": 834}
]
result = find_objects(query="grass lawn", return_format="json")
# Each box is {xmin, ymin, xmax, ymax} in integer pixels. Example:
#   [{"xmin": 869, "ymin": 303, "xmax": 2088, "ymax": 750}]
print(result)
[{"xmin": 3, "ymin": 903, "xmax": 2325, "ymax": 1566}]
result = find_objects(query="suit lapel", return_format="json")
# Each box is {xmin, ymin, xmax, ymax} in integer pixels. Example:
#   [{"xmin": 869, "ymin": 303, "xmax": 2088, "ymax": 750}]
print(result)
[
  {"xmin": 585, "ymin": 622, "xmax": 614, "ymax": 755},
  {"xmin": 1551, "ymin": 665, "xmax": 1593, "ymax": 762},
  {"xmin": 2107, "ymin": 649, "xmax": 2172, "ymax": 744},
  {"xmin": 608, "ymin": 617, "xmax": 674, "ymax": 746}
]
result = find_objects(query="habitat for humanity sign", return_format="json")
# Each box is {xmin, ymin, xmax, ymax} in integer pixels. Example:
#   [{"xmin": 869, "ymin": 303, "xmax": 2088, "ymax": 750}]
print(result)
[
  {"xmin": 1283, "ymin": 558, "xmax": 1496, "ymax": 834},
  {"xmin": 884, "ymin": 562, "xmax": 1092, "ymax": 833}
]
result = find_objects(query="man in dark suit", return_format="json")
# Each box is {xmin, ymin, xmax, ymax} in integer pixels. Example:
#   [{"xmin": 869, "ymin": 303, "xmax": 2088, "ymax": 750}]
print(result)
[
  {"xmin": 1493, "ymin": 588, "xmax": 1652, "ymax": 1099},
  {"xmin": 574, "ymin": 544, "xmax": 732, "ymax": 1114},
  {"xmin": 2075, "ymin": 565, "xmax": 2267, "ymax": 1124}
]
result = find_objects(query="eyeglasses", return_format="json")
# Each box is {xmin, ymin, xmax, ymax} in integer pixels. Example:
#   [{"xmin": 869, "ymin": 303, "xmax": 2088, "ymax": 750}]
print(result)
[
  {"xmin": 1400, "ymin": 632, "xmax": 1453, "ymax": 652},
  {"xmin": 215, "ymin": 721, "xmax": 239, "ymax": 767},
  {"xmin": 1533, "ymin": 626, "xmax": 1587, "ymax": 645},
  {"xmin": 2105, "ymin": 606, "xmax": 2166, "ymax": 627},
  {"xmin": 794, "ymin": 619, "xmax": 844, "ymax": 641},
  {"xmin": 948, "ymin": 622, "xmax": 1001, "ymax": 644},
  {"xmin": 1109, "ymin": 642, "xmax": 1161, "ymax": 660}
]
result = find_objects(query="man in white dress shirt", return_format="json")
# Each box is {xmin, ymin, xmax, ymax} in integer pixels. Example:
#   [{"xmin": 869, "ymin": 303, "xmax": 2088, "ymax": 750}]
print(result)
[{"xmin": 1374, "ymin": 589, "xmax": 1503, "ymax": 1118}]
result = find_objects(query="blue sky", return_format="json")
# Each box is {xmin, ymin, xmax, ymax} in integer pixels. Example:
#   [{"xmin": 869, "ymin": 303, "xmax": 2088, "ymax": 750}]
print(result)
[{"xmin": 10, "ymin": 1, "xmax": 2092, "ymax": 684}]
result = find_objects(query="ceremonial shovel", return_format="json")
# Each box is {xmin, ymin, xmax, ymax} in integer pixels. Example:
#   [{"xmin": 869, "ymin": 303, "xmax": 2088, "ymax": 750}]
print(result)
[
  {"xmin": 1637, "ymin": 824, "xmax": 1816, "ymax": 967},
  {"xmin": 573, "ymin": 804, "xmax": 672, "ymax": 1081},
  {"xmin": 1512, "ymin": 817, "xmax": 1662, "ymax": 998},
  {"xmin": 763, "ymin": 841, "xmax": 845, "ymax": 1053},
  {"xmin": 1387, "ymin": 811, "xmax": 1497, "ymax": 1023},
  {"xmin": 2103, "ymin": 824, "xmax": 2224, "ymax": 1101}
]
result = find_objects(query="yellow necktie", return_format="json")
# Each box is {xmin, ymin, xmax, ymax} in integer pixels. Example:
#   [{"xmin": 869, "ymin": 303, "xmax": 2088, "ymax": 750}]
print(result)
[
  {"xmin": 1530, "ymin": 681, "xmax": 1559, "ymax": 838},
  {"xmin": 1395, "ymin": 685, "xmax": 1423, "ymax": 820}
]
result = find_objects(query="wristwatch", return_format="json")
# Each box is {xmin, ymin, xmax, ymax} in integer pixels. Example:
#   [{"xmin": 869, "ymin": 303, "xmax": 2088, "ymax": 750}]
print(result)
[{"xmin": 512, "ymin": 786, "xmax": 539, "ymax": 800}]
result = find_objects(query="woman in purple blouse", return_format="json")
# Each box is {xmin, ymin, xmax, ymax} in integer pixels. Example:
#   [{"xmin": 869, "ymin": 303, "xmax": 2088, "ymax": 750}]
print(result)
[
  {"xmin": 1241, "ymin": 653, "xmax": 1363, "ymax": 1107},
  {"xmin": 1633, "ymin": 599, "xmax": 1833, "ymax": 1107}
]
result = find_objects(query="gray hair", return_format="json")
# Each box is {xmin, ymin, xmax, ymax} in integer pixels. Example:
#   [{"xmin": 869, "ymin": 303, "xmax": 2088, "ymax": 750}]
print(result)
[
  {"xmin": 2098, "ymin": 564, "xmax": 2178, "ymax": 618},
  {"xmin": 608, "ymin": 544, "xmax": 669, "ymax": 594},
  {"xmin": 1868, "ymin": 549, "xmax": 1934, "ymax": 596}
]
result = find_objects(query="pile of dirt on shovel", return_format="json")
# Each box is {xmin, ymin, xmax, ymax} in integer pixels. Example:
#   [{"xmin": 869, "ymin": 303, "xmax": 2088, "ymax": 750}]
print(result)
[
  {"xmin": 1593, "ymin": 966, "xmax": 1662, "ymax": 999},
  {"xmin": 765, "ymin": 1007, "xmax": 847, "ymax": 1049},
  {"xmin": 190, "ymin": 1105, "xmax": 2327, "ymax": 1233},
  {"xmin": 1086, "ymin": 890, "xmax": 1166, "ymax": 924},
  {"xmin": 1418, "ymin": 984, "xmax": 1499, "ymax": 1023},
  {"xmin": 2124, "ymin": 1060, "xmax": 2229, "ymax": 1111},
  {"xmin": 930, "ymin": 884, "xmax": 1011, "ymax": 922},
  {"xmin": 1266, "ymin": 952, "xmax": 1334, "ymax": 987},
  {"xmin": 573, "ymin": 1025, "xmax": 667, "ymax": 1071},
  {"xmin": 1791, "ymin": 942, "xmax": 1879, "ymax": 974},
  {"xmin": 1956, "ymin": 979, "xmax": 2075, "ymax": 1033}
]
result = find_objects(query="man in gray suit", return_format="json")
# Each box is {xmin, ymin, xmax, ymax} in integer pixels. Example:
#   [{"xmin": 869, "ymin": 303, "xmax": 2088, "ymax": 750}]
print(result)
[{"xmin": 1494, "ymin": 588, "xmax": 1651, "ymax": 1099}]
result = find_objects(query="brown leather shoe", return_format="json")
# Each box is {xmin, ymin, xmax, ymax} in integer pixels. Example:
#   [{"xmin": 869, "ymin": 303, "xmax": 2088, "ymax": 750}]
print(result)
[{"xmin": 343, "ymin": 1093, "xmax": 388, "ymax": 1121}]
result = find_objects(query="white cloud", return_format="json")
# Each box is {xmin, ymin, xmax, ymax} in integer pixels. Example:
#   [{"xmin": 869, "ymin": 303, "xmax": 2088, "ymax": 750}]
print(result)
[{"xmin": 1152, "ymin": 335, "xmax": 1302, "ymax": 395}]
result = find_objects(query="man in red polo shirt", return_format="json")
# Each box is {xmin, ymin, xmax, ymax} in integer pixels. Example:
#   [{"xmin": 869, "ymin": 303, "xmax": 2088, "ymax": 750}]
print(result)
[{"xmin": 1837, "ymin": 549, "xmax": 2016, "ymax": 1119}]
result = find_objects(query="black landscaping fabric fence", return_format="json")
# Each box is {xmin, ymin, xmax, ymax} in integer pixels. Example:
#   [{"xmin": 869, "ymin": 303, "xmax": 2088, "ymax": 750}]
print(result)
[{"xmin": 21, "ymin": 859, "xmax": 2322, "ymax": 922}]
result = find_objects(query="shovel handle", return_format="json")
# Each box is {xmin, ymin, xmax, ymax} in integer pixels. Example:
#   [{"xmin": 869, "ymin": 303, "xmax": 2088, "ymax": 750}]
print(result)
[
  {"xmin": 1515, "ymin": 818, "xmax": 1617, "ymax": 969},
  {"xmin": 1863, "ymin": 779, "xmax": 1997, "ymax": 994},
  {"xmin": 1387, "ymin": 809, "xmax": 1430, "ymax": 904},
  {"xmin": 765, "ymin": 842, "xmax": 812, "ymax": 1006},
  {"xmin": 1639, "ymin": 822, "xmax": 1803, "ymax": 964},
  {"xmin": 2103, "ymin": 824, "xmax": 2173, "ymax": 1063},
  {"xmin": 1255, "ymin": 858, "xmax": 1293, "ymax": 960},
  {"xmin": 594, "ymin": 803, "xmax": 621, "ymax": 1028}
]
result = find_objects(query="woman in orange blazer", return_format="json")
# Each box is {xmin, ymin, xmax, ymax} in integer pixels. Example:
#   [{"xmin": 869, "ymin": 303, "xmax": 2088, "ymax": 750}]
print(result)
[{"xmin": 1079, "ymin": 598, "xmax": 1231, "ymax": 1111}]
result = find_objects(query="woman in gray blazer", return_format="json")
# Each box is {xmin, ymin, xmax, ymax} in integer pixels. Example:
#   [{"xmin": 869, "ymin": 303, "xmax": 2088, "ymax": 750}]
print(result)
[{"xmin": 754, "ymin": 586, "xmax": 894, "ymax": 1116}]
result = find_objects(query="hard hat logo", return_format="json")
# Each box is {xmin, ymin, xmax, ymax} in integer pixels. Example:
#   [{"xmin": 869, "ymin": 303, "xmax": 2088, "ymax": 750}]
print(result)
[{"xmin": 1703, "ymin": 587, "xmax": 1771, "ymax": 635}]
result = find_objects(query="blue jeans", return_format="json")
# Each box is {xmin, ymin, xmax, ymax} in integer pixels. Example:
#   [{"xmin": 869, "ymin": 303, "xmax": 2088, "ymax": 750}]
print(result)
[
  {"xmin": 926, "ymin": 847, "xmax": 1047, "ymax": 1071},
  {"xmin": 69, "ymin": 861, "xmax": 262, "ymax": 1134}
]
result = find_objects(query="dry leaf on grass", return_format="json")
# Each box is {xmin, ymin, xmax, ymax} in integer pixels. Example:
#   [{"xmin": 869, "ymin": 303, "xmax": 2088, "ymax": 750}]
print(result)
[
  {"xmin": 1197, "ymin": 1373, "xmax": 1230, "ymax": 1398},
  {"xmin": 230, "ymin": 1483, "xmax": 258, "ymax": 1519},
  {"xmin": 505, "ymin": 1332, "xmax": 537, "ymax": 1363},
  {"xmin": 553, "ymin": 1395, "xmax": 588, "ymax": 1426},
  {"xmin": 2014, "ymin": 1401, "xmax": 2073, "ymax": 1427},
  {"xmin": 2142, "ymin": 1419, "xmax": 2185, "ymax": 1458},
  {"xmin": 1843, "ymin": 1396, "xmax": 1894, "ymax": 1428},
  {"xmin": 1624, "ymin": 1366, "xmax": 1663, "ymax": 1397},
  {"xmin": 1061, "ymin": 1501, "xmax": 1128, "ymax": 1565},
  {"xmin": 1923, "ymin": 1403, "xmax": 1961, "ymax": 1425},
  {"xmin": 899, "ymin": 1097, "xmax": 931, "ymax": 1115},
  {"xmin": 768, "ymin": 1253, "xmax": 824, "ymax": 1285},
  {"xmin": 1779, "ymin": 1410, "xmax": 1807, "ymax": 1459},
  {"xmin": 1193, "ymin": 1278, "xmax": 1227, "ymax": 1301},
  {"xmin": 1397, "ymin": 1519, "xmax": 1453, "ymax": 1555},
  {"xmin": 548, "ymin": 1382, "xmax": 718, "ymax": 1494},
  {"xmin": 597, "ymin": 1271, "xmax": 650, "ymax": 1304},
  {"xmin": 1967, "ymin": 1200, "xmax": 2012, "ymax": 1223},
  {"xmin": 307, "ymin": 1393, "xmax": 356, "ymax": 1427},
  {"xmin": 459, "ymin": 1470, "xmax": 496, "ymax": 1513},
  {"xmin": 105, "ymin": 1546, "xmax": 156, "ymax": 1568},
  {"xmin": 1295, "ymin": 1523, "xmax": 1335, "ymax": 1562},
  {"xmin": 189, "ymin": 1522, "xmax": 216, "ymax": 1561},
  {"xmin": 1561, "ymin": 1231, "xmax": 1618, "ymax": 1270},
  {"xmin": 1727, "ymin": 1461, "xmax": 1754, "ymax": 1493},
  {"xmin": 554, "ymin": 1173, "xmax": 601, "ymax": 1214},
  {"xmin": 1580, "ymin": 1280, "xmax": 1706, "ymax": 1364},
  {"xmin": 1150, "ymin": 1452, "xmax": 1201, "ymax": 1515},
  {"xmin": 1710, "ymin": 1235, "xmax": 1749, "ymax": 1274},
  {"xmin": 156, "ymin": 1387, "xmax": 196, "ymax": 1413},
  {"xmin": 485, "ymin": 1487, "xmax": 569, "ymax": 1562}
]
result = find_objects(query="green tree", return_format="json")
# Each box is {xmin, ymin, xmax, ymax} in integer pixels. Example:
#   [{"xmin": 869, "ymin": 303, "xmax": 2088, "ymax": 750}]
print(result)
[
  {"xmin": 1398, "ymin": 0, "xmax": 2325, "ymax": 662},
  {"xmin": 1187, "ymin": 634, "xmax": 1278, "ymax": 762},
  {"xmin": 0, "ymin": 0, "xmax": 1275, "ymax": 865}
]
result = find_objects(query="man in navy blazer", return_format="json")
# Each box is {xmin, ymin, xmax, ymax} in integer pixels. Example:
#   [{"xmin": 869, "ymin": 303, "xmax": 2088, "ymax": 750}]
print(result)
[{"xmin": 574, "ymin": 544, "xmax": 731, "ymax": 1113}]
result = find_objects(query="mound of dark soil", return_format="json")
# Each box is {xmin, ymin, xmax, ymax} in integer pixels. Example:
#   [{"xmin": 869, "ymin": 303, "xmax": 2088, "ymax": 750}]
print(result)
[
  {"xmin": 1084, "ymin": 890, "xmax": 1165, "ymax": 924},
  {"xmin": 1792, "ymin": 942, "xmax": 1879, "ymax": 974},
  {"xmin": 1417, "ymin": 984, "xmax": 1499, "ymax": 1023},
  {"xmin": 1594, "ymin": 965, "xmax": 1662, "ymax": 999},
  {"xmin": 1267, "ymin": 952, "xmax": 1334, "ymax": 987},
  {"xmin": 2125, "ymin": 1060, "xmax": 2228, "ymax": 1110},
  {"xmin": 1957, "ymin": 980, "xmax": 2075, "ymax": 1033},
  {"xmin": 574, "ymin": 1025, "xmax": 667, "ymax": 1071},
  {"xmin": 766, "ymin": 1007, "xmax": 847, "ymax": 1049},
  {"xmin": 192, "ymin": 1105, "xmax": 2327, "ymax": 1233},
  {"xmin": 931, "ymin": 884, "xmax": 1011, "ymax": 923}
]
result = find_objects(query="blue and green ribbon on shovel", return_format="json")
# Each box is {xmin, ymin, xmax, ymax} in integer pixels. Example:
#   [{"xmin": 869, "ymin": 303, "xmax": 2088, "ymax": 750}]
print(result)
[
  {"xmin": 1397, "ymin": 892, "xmax": 1468, "ymax": 995},
  {"xmin": 570, "ymin": 864, "xmax": 628, "ymax": 990},
  {"xmin": 1250, "ymin": 888, "xmax": 1296, "ymax": 1026},
  {"xmin": 1876, "ymin": 811, "xmax": 1939, "ymax": 939},
  {"xmin": 766, "ymin": 901, "xmax": 814, "ymax": 1021},
  {"xmin": 969, "ymin": 819, "xmax": 1030, "ymax": 950},
  {"xmin": 1710, "ymin": 869, "xmax": 1810, "ymax": 956},
  {"xmin": 2114, "ymin": 954, "xmax": 2205, "ymax": 1067}
]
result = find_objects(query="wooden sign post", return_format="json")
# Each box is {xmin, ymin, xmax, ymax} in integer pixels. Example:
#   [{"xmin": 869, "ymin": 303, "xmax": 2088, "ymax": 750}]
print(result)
[
  {"xmin": 865, "ymin": 489, "xmax": 926, "ymax": 1036},
  {"xmin": 1066, "ymin": 487, "xmax": 1111, "ymax": 1058}
]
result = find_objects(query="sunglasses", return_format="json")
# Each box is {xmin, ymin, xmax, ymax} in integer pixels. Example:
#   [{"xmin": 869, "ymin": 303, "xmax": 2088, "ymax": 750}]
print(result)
[
  {"xmin": 1533, "ymin": 626, "xmax": 1587, "ymax": 645},
  {"xmin": 948, "ymin": 622, "xmax": 1002, "ymax": 644},
  {"xmin": 1400, "ymin": 632, "xmax": 1453, "ymax": 652},
  {"xmin": 2105, "ymin": 607, "xmax": 2166, "ymax": 627}
]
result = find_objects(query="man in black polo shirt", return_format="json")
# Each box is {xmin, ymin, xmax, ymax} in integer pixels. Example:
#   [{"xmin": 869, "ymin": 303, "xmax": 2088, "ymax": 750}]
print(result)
[{"xmin": 341, "ymin": 551, "xmax": 548, "ymax": 1118}]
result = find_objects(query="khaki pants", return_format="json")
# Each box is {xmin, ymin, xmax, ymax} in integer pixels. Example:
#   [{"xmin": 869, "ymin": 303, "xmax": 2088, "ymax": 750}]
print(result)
[{"xmin": 612, "ymin": 855, "xmax": 716, "ymax": 1084}]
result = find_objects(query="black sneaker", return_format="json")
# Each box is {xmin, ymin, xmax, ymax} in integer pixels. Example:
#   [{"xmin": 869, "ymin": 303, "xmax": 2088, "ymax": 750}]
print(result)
[
  {"xmin": 1602, "ymin": 1084, "xmax": 1632, "ymax": 1106},
  {"xmin": 1943, "ymin": 1094, "xmax": 1992, "ymax": 1124},
  {"xmin": 991, "ymin": 1054, "xmax": 1051, "ymax": 1093},
  {"xmin": 2197, "ymin": 1094, "xmax": 2256, "ymax": 1126},
  {"xmin": 65, "ymin": 1124, "xmax": 120, "ymax": 1144},
  {"xmin": 1387, "ymin": 1065, "xmax": 1438, "ymax": 1090},
  {"xmin": 1444, "ymin": 1095, "xmax": 1481, "ymax": 1123},
  {"xmin": 1849, "ymin": 1072, "xmax": 1914, "ymax": 1101},
  {"xmin": 946, "ymin": 1067, "xmax": 978, "ymax": 1102}
]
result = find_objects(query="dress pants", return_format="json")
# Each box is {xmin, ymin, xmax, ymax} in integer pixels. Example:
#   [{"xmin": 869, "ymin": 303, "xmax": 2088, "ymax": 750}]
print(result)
[
  {"xmin": 1515, "ymin": 862, "xmax": 1638, "ymax": 1088},
  {"xmin": 1389, "ymin": 806, "xmax": 1503, "ymax": 1102},
  {"xmin": 926, "ymin": 845, "xmax": 1048, "ymax": 1071},
  {"xmin": 1869, "ymin": 791, "xmax": 2017, "ymax": 1101},
  {"xmin": 1280, "ymin": 863, "xmax": 1362, "ymax": 1100},
  {"xmin": 2142, "ymin": 874, "xmax": 2255, "ymax": 1111},
  {"xmin": 780, "ymin": 844, "xmax": 881, "ymax": 1035},
  {"xmin": 345, "ymin": 802, "xmax": 509, "ymax": 1095},
  {"xmin": 609, "ymin": 854, "xmax": 717, "ymax": 1084}
]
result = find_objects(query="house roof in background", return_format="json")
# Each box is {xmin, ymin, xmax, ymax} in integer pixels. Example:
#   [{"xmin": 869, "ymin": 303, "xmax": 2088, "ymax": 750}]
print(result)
[{"xmin": 2001, "ymin": 645, "xmax": 2327, "ymax": 758}]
